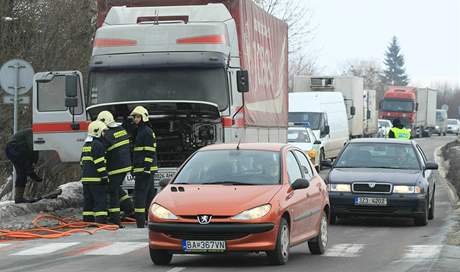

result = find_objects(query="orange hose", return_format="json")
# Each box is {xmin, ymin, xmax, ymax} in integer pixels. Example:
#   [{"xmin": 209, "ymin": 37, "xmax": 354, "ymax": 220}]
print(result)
[{"xmin": 0, "ymin": 213, "xmax": 135, "ymax": 240}]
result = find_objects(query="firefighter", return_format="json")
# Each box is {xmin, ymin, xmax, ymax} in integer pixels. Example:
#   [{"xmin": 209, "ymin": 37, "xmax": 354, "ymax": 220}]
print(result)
[
  {"xmin": 80, "ymin": 121, "xmax": 109, "ymax": 224},
  {"xmin": 5, "ymin": 128, "xmax": 42, "ymax": 204},
  {"xmin": 387, "ymin": 119, "xmax": 411, "ymax": 139},
  {"xmin": 130, "ymin": 106, "xmax": 158, "ymax": 228},
  {"xmin": 97, "ymin": 110, "xmax": 133, "ymax": 226}
]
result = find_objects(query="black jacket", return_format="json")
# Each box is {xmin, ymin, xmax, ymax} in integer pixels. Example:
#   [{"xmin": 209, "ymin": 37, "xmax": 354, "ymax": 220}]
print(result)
[
  {"xmin": 6, "ymin": 128, "xmax": 38, "ymax": 163},
  {"xmin": 132, "ymin": 123, "xmax": 158, "ymax": 175},
  {"xmin": 80, "ymin": 137, "xmax": 108, "ymax": 183},
  {"xmin": 104, "ymin": 125, "xmax": 132, "ymax": 176}
]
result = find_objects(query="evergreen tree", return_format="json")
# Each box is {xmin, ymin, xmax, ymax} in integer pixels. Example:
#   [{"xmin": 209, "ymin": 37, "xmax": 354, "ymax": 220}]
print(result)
[{"xmin": 382, "ymin": 36, "xmax": 409, "ymax": 86}]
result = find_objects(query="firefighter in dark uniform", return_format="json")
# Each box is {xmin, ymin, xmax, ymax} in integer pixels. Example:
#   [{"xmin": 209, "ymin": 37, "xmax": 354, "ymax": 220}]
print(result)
[
  {"xmin": 97, "ymin": 111, "xmax": 133, "ymax": 226},
  {"xmin": 130, "ymin": 106, "xmax": 158, "ymax": 228},
  {"xmin": 80, "ymin": 121, "xmax": 109, "ymax": 224},
  {"xmin": 5, "ymin": 128, "xmax": 42, "ymax": 203}
]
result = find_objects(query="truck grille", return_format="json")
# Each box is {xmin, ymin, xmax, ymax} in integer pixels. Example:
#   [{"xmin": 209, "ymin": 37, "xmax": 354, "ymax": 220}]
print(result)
[{"xmin": 352, "ymin": 182, "xmax": 392, "ymax": 194}]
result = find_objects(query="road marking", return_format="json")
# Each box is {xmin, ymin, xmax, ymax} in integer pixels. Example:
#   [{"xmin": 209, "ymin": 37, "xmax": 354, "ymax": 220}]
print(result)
[
  {"xmin": 323, "ymin": 243, "xmax": 366, "ymax": 257},
  {"xmin": 12, "ymin": 242, "xmax": 79, "ymax": 256},
  {"xmin": 83, "ymin": 242, "xmax": 146, "ymax": 255},
  {"xmin": 403, "ymin": 245, "xmax": 442, "ymax": 259},
  {"xmin": 64, "ymin": 242, "xmax": 112, "ymax": 256},
  {"xmin": 167, "ymin": 267, "xmax": 186, "ymax": 272}
]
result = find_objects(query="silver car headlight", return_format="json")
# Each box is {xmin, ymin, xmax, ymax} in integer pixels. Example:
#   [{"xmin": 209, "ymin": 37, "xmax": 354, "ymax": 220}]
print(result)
[
  {"xmin": 393, "ymin": 185, "xmax": 422, "ymax": 194},
  {"xmin": 328, "ymin": 183, "xmax": 351, "ymax": 192},
  {"xmin": 150, "ymin": 203, "xmax": 178, "ymax": 220},
  {"xmin": 231, "ymin": 204, "xmax": 271, "ymax": 220}
]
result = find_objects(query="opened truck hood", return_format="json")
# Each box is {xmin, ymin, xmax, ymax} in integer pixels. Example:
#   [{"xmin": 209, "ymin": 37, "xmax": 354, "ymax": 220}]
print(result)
[{"xmin": 86, "ymin": 100, "xmax": 220, "ymax": 120}]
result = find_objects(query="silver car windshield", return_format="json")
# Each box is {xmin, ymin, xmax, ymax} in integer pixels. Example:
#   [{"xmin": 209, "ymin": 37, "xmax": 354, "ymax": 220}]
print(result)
[
  {"xmin": 174, "ymin": 150, "xmax": 281, "ymax": 185},
  {"xmin": 335, "ymin": 143, "xmax": 421, "ymax": 170}
]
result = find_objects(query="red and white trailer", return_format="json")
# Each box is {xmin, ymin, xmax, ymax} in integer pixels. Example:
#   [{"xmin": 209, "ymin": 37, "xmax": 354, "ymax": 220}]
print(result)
[{"xmin": 32, "ymin": 0, "xmax": 288, "ymax": 186}]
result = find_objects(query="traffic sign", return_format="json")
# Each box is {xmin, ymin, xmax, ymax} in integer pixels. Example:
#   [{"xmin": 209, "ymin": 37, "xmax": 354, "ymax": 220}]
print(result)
[
  {"xmin": 3, "ymin": 95, "xmax": 30, "ymax": 104},
  {"xmin": 0, "ymin": 59, "xmax": 34, "ymax": 95}
]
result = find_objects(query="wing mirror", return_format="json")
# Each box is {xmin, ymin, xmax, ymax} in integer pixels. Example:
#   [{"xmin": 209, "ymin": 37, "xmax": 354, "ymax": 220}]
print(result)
[
  {"xmin": 159, "ymin": 178, "xmax": 171, "ymax": 188},
  {"xmin": 291, "ymin": 178, "xmax": 310, "ymax": 190},
  {"xmin": 321, "ymin": 159, "xmax": 333, "ymax": 168},
  {"xmin": 237, "ymin": 70, "xmax": 249, "ymax": 93},
  {"xmin": 425, "ymin": 162, "xmax": 438, "ymax": 170}
]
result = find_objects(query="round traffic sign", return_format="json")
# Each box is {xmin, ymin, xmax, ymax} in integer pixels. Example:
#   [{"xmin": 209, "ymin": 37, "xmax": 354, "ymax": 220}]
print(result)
[{"xmin": 0, "ymin": 59, "xmax": 34, "ymax": 95}]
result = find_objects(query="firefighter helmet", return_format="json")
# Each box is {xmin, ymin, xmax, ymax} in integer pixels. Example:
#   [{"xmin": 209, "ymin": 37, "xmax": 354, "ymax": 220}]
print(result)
[
  {"xmin": 130, "ymin": 106, "xmax": 149, "ymax": 122},
  {"xmin": 88, "ymin": 120, "xmax": 108, "ymax": 138},
  {"xmin": 97, "ymin": 111, "xmax": 115, "ymax": 126}
]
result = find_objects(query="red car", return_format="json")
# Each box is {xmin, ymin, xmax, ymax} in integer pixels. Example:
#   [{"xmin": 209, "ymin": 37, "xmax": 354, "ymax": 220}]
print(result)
[{"xmin": 148, "ymin": 143, "xmax": 330, "ymax": 265}]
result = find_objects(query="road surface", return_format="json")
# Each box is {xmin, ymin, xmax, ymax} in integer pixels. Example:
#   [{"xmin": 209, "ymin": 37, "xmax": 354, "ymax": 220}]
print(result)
[{"xmin": 0, "ymin": 136, "xmax": 459, "ymax": 272}]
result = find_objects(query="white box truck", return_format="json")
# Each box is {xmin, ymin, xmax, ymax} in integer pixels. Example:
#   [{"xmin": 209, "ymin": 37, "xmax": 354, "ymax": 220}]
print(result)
[
  {"xmin": 363, "ymin": 89, "xmax": 378, "ymax": 136},
  {"xmin": 288, "ymin": 92, "xmax": 349, "ymax": 161},
  {"xmin": 293, "ymin": 76, "xmax": 376, "ymax": 138}
]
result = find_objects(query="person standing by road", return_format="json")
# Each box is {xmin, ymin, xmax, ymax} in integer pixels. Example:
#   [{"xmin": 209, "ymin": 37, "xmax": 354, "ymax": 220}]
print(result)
[
  {"xmin": 80, "ymin": 121, "xmax": 109, "ymax": 224},
  {"xmin": 130, "ymin": 106, "xmax": 158, "ymax": 228},
  {"xmin": 5, "ymin": 128, "xmax": 42, "ymax": 204},
  {"xmin": 387, "ymin": 119, "xmax": 411, "ymax": 139},
  {"xmin": 97, "ymin": 110, "xmax": 133, "ymax": 227}
]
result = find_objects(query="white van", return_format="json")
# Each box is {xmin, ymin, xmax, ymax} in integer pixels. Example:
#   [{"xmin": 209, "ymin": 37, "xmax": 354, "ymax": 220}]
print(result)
[{"xmin": 289, "ymin": 92, "xmax": 349, "ymax": 160}]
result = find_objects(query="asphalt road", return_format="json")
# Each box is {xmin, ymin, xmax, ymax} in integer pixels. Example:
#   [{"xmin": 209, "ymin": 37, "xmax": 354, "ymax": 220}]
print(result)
[{"xmin": 0, "ymin": 136, "xmax": 459, "ymax": 272}]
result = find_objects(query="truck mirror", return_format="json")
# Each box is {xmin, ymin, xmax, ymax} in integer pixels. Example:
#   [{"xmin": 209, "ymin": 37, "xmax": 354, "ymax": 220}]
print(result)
[
  {"xmin": 65, "ymin": 74, "xmax": 78, "ymax": 98},
  {"xmin": 65, "ymin": 97, "xmax": 78, "ymax": 108},
  {"xmin": 237, "ymin": 70, "xmax": 249, "ymax": 93},
  {"xmin": 350, "ymin": 106, "xmax": 356, "ymax": 116},
  {"xmin": 367, "ymin": 110, "xmax": 371, "ymax": 120},
  {"xmin": 415, "ymin": 103, "xmax": 419, "ymax": 111},
  {"xmin": 323, "ymin": 125, "xmax": 330, "ymax": 135}
]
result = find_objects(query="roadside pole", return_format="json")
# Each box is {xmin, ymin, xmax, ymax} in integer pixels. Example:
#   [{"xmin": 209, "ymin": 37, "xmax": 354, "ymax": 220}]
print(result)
[{"xmin": 0, "ymin": 59, "xmax": 34, "ymax": 201}]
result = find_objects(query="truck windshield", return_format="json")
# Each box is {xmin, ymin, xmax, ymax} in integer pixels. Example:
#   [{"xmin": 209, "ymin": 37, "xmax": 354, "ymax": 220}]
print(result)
[
  {"xmin": 381, "ymin": 99, "xmax": 414, "ymax": 112},
  {"xmin": 89, "ymin": 68, "xmax": 229, "ymax": 111},
  {"xmin": 288, "ymin": 112, "xmax": 322, "ymax": 130}
]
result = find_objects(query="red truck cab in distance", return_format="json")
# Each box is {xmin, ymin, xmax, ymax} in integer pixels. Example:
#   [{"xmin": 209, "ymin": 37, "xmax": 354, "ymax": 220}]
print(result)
[{"xmin": 379, "ymin": 87, "xmax": 417, "ymax": 127}]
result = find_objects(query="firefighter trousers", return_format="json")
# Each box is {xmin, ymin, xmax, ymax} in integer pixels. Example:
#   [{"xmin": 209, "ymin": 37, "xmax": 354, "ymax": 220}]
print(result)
[
  {"xmin": 108, "ymin": 173, "xmax": 124, "ymax": 225},
  {"xmin": 134, "ymin": 173, "xmax": 155, "ymax": 228},
  {"xmin": 83, "ymin": 183, "xmax": 108, "ymax": 224},
  {"xmin": 119, "ymin": 188, "xmax": 134, "ymax": 217}
]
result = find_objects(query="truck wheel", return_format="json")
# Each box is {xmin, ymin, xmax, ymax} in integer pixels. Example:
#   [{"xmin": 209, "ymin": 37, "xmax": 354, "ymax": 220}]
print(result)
[
  {"xmin": 443, "ymin": 132, "xmax": 447, "ymax": 136},
  {"xmin": 150, "ymin": 248, "xmax": 172, "ymax": 265},
  {"xmin": 267, "ymin": 218, "xmax": 290, "ymax": 265},
  {"xmin": 308, "ymin": 212, "xmax": 328, "ymax": 254}
]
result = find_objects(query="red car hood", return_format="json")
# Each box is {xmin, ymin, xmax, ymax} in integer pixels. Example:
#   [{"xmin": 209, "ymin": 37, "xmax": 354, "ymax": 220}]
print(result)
[{"xmin": 154, "ymin": 185, "xmax": 282, "ymax": 216}]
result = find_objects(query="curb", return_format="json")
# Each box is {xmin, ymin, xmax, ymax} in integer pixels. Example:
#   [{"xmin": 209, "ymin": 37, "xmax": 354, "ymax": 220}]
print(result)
[{"xmin": 434, "ymin": 144, "xmax": 460, "ymax": 208}]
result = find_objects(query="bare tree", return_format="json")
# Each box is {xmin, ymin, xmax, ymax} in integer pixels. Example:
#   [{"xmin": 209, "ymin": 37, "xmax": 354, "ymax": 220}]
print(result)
[
  {"xmin": 0, "ymin": 0, "xmax": 96, "ymax": 198},
  {"xmin": 255, "ymin": 0, "xmax": 318, "ymax": 88}
]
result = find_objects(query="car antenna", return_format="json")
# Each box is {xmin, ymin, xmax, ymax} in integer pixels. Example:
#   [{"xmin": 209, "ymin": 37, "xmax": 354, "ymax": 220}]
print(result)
[{"xmin": 236, "ymin": 138, "xmax": 241, "ymax": 150}]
